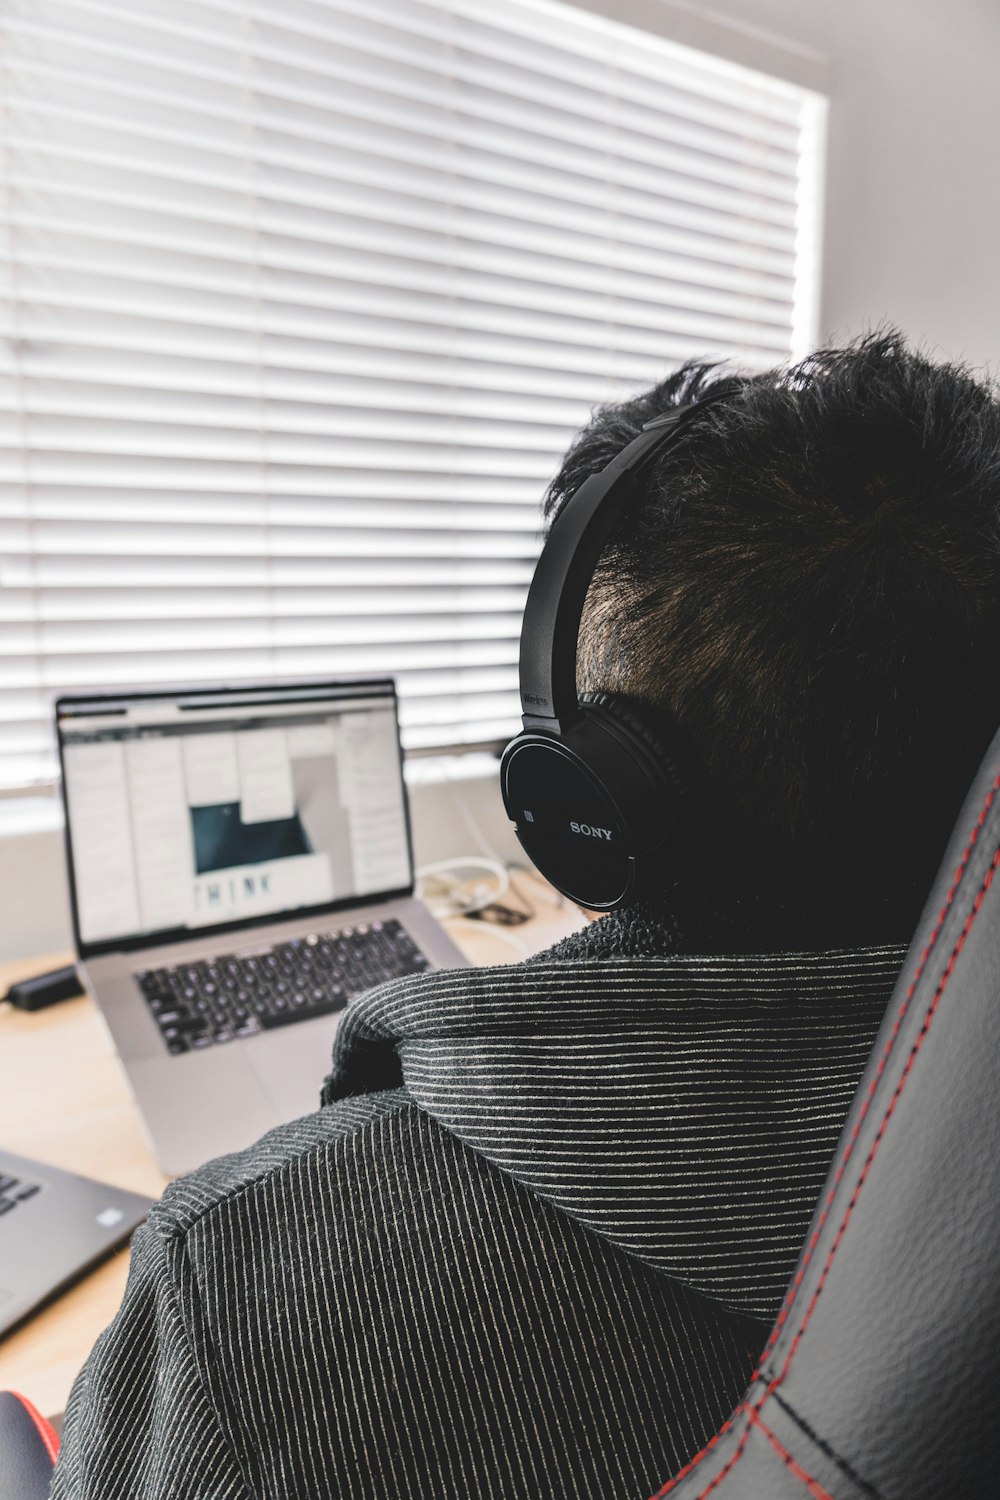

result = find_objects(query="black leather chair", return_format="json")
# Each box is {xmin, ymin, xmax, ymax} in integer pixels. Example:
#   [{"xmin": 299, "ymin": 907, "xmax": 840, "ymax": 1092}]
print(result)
[
  {"xmin": 5, "ymin": 730, "xmax": 1000, "ymax": 1499},
  {"xmin": 0, "ymin": 1391, "xmax": 59, "ymax": 1499},
  {"xmin": 657, "ymin": 726, "xmax": 1000, "ymax": 1499}
]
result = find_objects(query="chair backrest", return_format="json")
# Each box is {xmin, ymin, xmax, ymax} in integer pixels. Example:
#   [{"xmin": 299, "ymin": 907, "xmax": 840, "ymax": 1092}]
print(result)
[
  {"xmin": 658, "ymin": 727, "xmax": 1000, "ymax": 1500},
  {"xmin": 0, "ymin": 1392, "xmax": 59, "ymax": 1500}
]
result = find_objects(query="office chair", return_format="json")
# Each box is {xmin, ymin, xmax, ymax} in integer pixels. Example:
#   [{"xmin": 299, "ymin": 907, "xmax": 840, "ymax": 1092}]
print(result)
[
  {"xmin": 0, "ymin": 1392, "xmax": 58, "ymax": 1500},
  {"xmin": 657, "ymin": 721, "xmax": 1000, "ymax": 1499},
  {"xmin": 4, "ymin": 726, "xmax": 1000, "ymax": 1500}
]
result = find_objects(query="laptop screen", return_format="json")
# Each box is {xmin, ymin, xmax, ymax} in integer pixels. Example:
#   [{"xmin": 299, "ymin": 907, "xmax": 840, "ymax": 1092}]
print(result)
[{"xmin": 56, "ymin": 680, "xmax": 413, "ymax": 956}]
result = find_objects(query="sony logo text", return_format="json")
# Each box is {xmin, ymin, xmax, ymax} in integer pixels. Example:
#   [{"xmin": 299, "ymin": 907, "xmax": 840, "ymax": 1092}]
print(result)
[{"xmin": 569, "ymin": 821, "xmax": 612, "ymax": 840}]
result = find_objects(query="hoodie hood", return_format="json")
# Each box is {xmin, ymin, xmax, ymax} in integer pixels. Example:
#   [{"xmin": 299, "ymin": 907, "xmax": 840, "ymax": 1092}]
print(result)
[{"xmin": 323, "ymin": 915, "xmax": 905, "ymax": 1322}]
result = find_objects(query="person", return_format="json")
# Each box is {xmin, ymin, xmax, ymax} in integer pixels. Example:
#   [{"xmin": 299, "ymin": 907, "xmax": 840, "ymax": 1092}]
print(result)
[{"xmin": 51, "ymin": 332, "xmax": 1000, "ymax": 1500}]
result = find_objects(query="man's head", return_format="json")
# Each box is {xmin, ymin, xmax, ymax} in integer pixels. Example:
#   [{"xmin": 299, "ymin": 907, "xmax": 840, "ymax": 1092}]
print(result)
[{"xmin": 545, "ymin": 332, "xmax": 1000, "ymax": 946}]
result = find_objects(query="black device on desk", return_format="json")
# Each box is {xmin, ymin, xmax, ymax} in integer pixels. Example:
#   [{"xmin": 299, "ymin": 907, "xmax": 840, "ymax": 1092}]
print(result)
[
  {"xmin": 0, "ymin": 1150, "xmax": 152, "ymax": 1338},
  {"xmin": 4, "ymin": 967, "xmax": 84, "ymax": 1013}
]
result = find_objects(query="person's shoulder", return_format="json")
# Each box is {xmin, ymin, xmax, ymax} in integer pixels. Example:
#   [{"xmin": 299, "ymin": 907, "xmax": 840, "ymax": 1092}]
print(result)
[{"xmin": 146, "ymin": 1087, "xmax": 419, "ymax": 1242}]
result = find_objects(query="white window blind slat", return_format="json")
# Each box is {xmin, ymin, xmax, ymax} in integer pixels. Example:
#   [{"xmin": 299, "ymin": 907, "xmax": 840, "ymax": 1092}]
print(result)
[
  {"xmin": 1, "ymin": 220, "xmax": 798, "ymax": 324},
  {"xmin": 4, "ymin": 113, "xmax": 802, "ymax": 229},
  {"xmin": 4, "ymin": 153, "xmax": 800, "ymax": 257},
  {"xmin": 9, "ymin": 45, "xmax": 803, "ymax": 186},
  {"xmin": 0, "ymin": 505, "xmax": 543, "ymax": 539},
  {"xmin": 0, "ymin": 450, "xmax": 556, "ymax": 484},
  {"xmin": 0, "ymin": 586, "xmax": 531, "ymax": 624},
  {"xmin": 0, "ymin": 517, "xmax": 543, "ymax": 557},
  {"xmin": 0, "ymin": 326, "xmax": 722, "ymax": 397},
  {"xmin": 0, "ymin": 0, "xmax": 824, "ymax": 789},
  {"xmin": 0, "ymin": 375, "xmax": 597, "ymax": 431},
  {"xmin": 0, "ymin": 312, "xmax": 789, "ymax": 382},
  {"xmin": 6, "ymin": 209, "xmax": 797, "ymax": 311},
  {"xmin": 9, "ymin": 0, "xmax": 806, "ymax": 140},
  {"xmin": 0, "ymin": 472, "xmax": 547, "ymax": 503},
  {"xmin": 4, "ymin": 54, "xmax": 805, "ymax": 206},
  {"xmin": 4, "ymin": 115, "xmax": 802, "ymax": 272},
  {"xmin": 0, "ymin": 637, "xmax": 521, "ymax": 688},
  {"xmin": 0, "ymin": 609, "xmax": 525, "ymax": 652},
  {"xmin": 1, "ymin": 300, "xmax": 794, "ymax": 371},
  {"xmin": 2, "ymin": 21, "xmax": 804, "ymax": 240},
  {"xmin": 0, "ymin": 346, "xmax": 648, "ymax": 408},
  {"xmin": 1, "ymin": 557, "xmax": 535, "ymax": 588},
  {"xmin": 0, "ymin": 405, "xmax": 578, "ymax": 460},
  {"xmin": 6, "ymin": 125, "xmax": 801, "ymax": 276}
]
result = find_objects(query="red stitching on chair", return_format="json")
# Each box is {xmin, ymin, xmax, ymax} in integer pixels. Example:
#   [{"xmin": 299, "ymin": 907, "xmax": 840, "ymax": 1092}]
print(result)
[
  {"xmin": 649, "ymin": 771, "xmax": 1000, "ymax": 1499},
  {"xmin": 654, "ymin": 1415, "xmax": 755, "ymax": 1500},
  {"xmin": 650, "ymin": 1393, "xmax": 836, "ymax": 1500},
  {"xmin": 651, "ymin": 1389, "xmax": 780, "ymax": 1499},
  {"xmin": 11, "ymin": 1393, "xmax": 60, "ymax": 1465},
  {"xmin": 770, "ymin": 843, "xmax": 1000, "ymax": 1386},
  {"xmin": 745, "ymin": 1408, "xmax": 835, "ymax": 1500},
  {"xmin": 754, "ymin": 769, "xmax": 1000, "ymax": 1374},
  {"xmin": 649, "ymin": 1411, "xmax": 745, "ymax": 1497}
]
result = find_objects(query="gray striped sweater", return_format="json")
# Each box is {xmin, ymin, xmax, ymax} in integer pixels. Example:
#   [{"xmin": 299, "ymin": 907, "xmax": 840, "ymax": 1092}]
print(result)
[{"xmin": 52, "ymin": 914, "xmax": 905, "ymax": 1500}]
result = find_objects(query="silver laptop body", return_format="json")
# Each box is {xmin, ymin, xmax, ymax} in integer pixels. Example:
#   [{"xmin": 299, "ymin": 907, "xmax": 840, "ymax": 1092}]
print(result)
[
  {"xmin": 0, "ymin": 1149, "xmax": 152, "ymax": 1337},
  {"xmin": 55, "ymin": 679, "xmax": 470, "ymax": 1177}
]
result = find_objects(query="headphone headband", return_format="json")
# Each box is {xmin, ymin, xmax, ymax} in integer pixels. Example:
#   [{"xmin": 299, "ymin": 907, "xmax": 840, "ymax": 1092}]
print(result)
[
  {"xmin": 501, "ymin": 386, "xmax": 728, "ymax": 909},
  {"xmin": 519, "ymin": 391, "xmax": 725, "ymax": 723}
]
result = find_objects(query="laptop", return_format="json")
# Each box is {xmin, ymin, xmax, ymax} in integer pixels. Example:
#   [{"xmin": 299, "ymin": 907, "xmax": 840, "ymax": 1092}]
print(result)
[
  {"xmin": 0, "ymin": 1149, "xmax": 152, "ymax": 1338},
  {"xmin": 55, "ymin": 678, "xmax": 470, "ymax": 1177}
]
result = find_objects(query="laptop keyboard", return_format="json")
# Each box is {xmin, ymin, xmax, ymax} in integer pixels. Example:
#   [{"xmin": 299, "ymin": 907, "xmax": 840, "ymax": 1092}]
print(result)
[
  {"xmin": 0, "ymin": 1174, "xmax": 43, "ymax": 1217},
  {"xmin": 135, "ymin": 917, "xmax": 431, "ymax": 1057}
]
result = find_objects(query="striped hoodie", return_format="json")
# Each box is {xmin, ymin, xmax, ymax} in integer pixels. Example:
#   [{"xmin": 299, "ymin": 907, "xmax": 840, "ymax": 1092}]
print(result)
[{"xmin": 53, "ymin": 910, "xmax": 905, "ymax": 1500}]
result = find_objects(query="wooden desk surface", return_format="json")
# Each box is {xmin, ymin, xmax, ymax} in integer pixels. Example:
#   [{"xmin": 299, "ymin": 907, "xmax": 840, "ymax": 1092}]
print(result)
[{"xmin": 0, "ymin": 874, "xmax": 588, "ymax": 1419}]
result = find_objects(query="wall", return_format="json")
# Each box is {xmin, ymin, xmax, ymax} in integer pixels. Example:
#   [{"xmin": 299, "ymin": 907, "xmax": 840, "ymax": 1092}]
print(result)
[
  {"xmin": 0, "ymin": 806, "xmax": 71, "ymax": 963},
  {"xmin": 572, "ymin": 0, "xmax": 1000, "ymax": 369},
  {"xmin": 817, "ymin": 0, "xmax": 1000, "ymax": 366},
  {"xmin": 4, "ymin": 0, "xmax": 1000, "ymax": 962}
]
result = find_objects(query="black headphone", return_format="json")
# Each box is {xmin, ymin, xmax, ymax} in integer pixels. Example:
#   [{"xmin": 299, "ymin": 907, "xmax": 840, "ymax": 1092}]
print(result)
[{"xmin": 500, "ymin": 394, "xmax": 726, "ymax": 911}]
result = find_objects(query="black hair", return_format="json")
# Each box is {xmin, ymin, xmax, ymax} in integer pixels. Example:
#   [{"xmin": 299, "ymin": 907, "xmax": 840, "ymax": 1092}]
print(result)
[{"xmin": 544, "ymin": 331, "xmax": 1000, "ymax": 947}]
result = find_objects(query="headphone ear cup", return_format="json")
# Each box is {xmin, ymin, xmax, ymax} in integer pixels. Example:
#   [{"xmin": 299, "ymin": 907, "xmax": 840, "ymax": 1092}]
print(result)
[
  {"xmin": 577, "ymin": 691, "xmax": 688, "ymax": 811},
  {"xmin": 499, "ymin": 692, "xmax": 689, "ymax": 910},
  {"xmin": 573, "ymin": 689, "xmax": 689, "ymax": 902}
]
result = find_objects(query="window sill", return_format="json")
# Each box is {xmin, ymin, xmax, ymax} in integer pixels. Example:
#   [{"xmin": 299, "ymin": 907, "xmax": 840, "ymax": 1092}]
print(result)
[{"xmin": 0, "ymin": 795, "xmax": 64, "ymax": 839}]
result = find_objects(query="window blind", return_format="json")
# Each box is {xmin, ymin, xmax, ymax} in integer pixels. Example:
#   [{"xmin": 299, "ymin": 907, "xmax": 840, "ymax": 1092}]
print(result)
[{"xmin": 0, "ymin": 0, "xmax": 825, "ymax": 791}]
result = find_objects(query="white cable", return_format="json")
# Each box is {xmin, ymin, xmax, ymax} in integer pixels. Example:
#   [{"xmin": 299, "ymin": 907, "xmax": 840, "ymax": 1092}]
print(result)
[
  {"xmin": 433, "ymin": 756, "xmax": 568, "ymax": 917},
  {"xmin": 415, "ymin": 856, "xmax": 509, "ymax": 919},
  {"xmin": 440, "ymin": 754, "xmax": 510, "ymax": 866}
]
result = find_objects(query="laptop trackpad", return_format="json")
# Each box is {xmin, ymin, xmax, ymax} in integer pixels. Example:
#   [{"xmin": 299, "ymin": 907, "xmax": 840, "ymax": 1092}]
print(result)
[
  {"xmin": 128, "ymin": 1049, "xmax": 277, "ymax": 1178},
  {"xmin": 249, "ymin": 1015, "xmax": 341, "ymax": 1123}
]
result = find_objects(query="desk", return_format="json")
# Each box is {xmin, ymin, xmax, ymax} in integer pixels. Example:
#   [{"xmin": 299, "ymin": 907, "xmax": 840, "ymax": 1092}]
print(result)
[{"xmin": 0, "ymin": 872, "xmax": 588, "ymax": 1419}]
